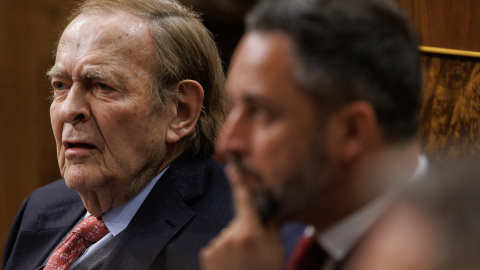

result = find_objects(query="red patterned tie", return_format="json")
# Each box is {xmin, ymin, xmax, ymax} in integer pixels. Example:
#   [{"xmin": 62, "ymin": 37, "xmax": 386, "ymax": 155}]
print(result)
[
  {"xmin": 287, "ymin": 236, "xmax": 328, "ymax": 270},
  {"xmin": 45, "ymin": 216, "xmax": 110, "ymax": 270}
]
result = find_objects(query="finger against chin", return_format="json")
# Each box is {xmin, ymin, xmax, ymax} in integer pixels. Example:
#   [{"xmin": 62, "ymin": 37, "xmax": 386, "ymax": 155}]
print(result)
[{"xmin": 231, "ymin": 176, "xmax": 256, "ymax": 216}]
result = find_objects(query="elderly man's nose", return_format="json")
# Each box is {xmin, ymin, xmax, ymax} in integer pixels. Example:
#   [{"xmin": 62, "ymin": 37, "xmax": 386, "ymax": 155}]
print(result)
[{"xmin": 59, "ymin": 87, "xmax": 90, "ymax": 124}]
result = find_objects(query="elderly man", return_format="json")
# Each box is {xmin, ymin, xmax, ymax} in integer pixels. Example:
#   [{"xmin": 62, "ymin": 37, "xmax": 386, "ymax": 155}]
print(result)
[
  {"xmin": 201, "ymin": 0, "xmax": 424, "ymax": 269},
  {"xmin": 3, "ymin": 0, "xmax": 232, "ymax": 269}
]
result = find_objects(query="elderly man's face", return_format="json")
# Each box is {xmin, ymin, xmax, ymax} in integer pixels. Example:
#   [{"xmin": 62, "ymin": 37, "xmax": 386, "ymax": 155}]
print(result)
[
  {"xmin": 217, "ymin": 32, "xmax": 329, "ymax": 223},
  {"xmin": 49, "ymin": 10, "xmax": 172, "ymax": 203}
]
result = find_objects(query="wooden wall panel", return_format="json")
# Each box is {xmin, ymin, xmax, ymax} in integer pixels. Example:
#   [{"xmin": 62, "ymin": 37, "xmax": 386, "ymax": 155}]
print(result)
[
  {"xmin": 396, "ymin": 0, "xmax": 480, "ymax": 52},
  {"xmin": 420, "ymin": 54, "xmax": 480, "ymax": 161},
  {"xmin": 396, "ymin": 0, "xmax": 480, "ymax": 160},
  {"xmin": 0, "ymin": 0, "xmax": 76, "ymax": 265}
]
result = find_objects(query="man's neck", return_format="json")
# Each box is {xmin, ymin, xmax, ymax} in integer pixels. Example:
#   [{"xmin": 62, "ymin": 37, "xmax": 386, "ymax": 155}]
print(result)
[
  {"xmin": 309, "ymin": 140, "xmax": 422, "ymax": 234},
  {"xmin": 77, "ymin": 153, "xmax": 179, "ymax": 217}
]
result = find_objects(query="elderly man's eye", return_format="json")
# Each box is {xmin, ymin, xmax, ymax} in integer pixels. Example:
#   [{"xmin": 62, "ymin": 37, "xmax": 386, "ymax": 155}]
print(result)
[
  {"xmin": 95, "ymin": 83, "xmax": 113, "ymax": 91},
  {"xmin": 52, "ymin": 81, "xmax": 67, "ymax": 90}
]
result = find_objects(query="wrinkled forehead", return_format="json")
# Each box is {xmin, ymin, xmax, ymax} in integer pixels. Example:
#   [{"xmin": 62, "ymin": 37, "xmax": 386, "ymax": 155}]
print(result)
[{"xmin": 57, "ymin": 9, "xmax": 153, "ymax": 57}]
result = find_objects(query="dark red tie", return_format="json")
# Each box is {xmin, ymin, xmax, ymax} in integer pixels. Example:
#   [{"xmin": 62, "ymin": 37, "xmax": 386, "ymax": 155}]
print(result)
[
  {"xmin": 287, "ymin": 236, "xmax": 329, "ymax": 270},
  {"xmin": 45, "ymin": 216, "xmax": 110, "ymax": 270}
]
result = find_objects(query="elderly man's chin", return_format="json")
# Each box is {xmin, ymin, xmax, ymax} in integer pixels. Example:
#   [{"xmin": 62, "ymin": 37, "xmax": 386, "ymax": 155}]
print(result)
[{"xmin": 62, "ymin": 164, "xmax": 110, "ymax": 192}]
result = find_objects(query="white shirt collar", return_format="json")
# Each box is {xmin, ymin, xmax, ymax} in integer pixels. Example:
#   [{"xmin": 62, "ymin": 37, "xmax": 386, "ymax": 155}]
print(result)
[{"xmin": 85, "ymin": 166, "xmax": 169, "ymax": 236}]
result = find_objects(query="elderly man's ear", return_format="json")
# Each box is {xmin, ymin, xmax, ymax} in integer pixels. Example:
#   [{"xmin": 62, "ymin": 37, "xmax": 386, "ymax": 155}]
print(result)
[{"xmin": 166, "ymin": 80, "xmax": 205, "ymax": 143}]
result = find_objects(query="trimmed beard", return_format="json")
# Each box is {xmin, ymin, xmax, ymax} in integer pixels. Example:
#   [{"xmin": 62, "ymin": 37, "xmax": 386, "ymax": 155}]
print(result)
[{"xmin": 228, "ymin": 130, "xmax": 329, "ymax": 224}]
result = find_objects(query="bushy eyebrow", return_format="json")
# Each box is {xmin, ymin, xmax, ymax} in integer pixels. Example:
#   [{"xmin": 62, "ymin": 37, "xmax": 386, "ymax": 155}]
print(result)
[
  {"xmin": 46, "ymin": 66, "xmax": 115, "ymax": 82},
  {"xmin": 80, "ymin": 68, "xmax": 113, "ymax": 81},
  {"xmin": 243, "ymin": 94, "xmax": 270, "ymax": 109},
  {"xmin": 46, "ymin": 66, "xmax": 66, "ymax": 79}
]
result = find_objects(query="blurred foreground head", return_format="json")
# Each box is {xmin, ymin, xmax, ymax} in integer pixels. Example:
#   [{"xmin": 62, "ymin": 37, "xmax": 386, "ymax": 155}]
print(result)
[{"xmin": 348, "ymin": 157, "xmax": 480, "ymax": 270}]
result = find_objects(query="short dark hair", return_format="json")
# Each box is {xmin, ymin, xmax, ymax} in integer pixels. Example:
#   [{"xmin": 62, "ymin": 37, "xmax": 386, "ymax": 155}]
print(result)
[{"xmin": 246, "ymin": 0, "xmax": 421, "ymax": 142}]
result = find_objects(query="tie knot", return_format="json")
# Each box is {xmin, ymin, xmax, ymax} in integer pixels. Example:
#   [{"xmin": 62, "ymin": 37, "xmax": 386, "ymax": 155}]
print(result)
[
  {"xmin": 72, "ymin": 216, "xmax": 109, "ymax": 243},
  {"xmin": 45, "ymin": 216, "xmax": 110, "ymax": 270}
]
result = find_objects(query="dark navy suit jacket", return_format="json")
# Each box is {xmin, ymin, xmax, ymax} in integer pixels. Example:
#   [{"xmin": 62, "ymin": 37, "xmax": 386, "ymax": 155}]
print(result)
[{"xmin": 3, "ymin": 151, "xmax": 234, "ymax": 270}]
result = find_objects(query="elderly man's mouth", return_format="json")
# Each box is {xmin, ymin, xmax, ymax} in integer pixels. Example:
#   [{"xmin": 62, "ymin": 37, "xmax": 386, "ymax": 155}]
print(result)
[
  {"xmin": 67, "ymin": 143, "xmax": 96, "ymax": 149},
  {"xmin": 63, "ymin": 141, "xmax": 98, "ymax": 157}
]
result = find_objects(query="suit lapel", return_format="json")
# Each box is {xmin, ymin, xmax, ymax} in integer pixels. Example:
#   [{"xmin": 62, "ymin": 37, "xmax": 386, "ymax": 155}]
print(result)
[
  {"xmin": 6, "ymin": 199, "xmax": 85, "ymax": 270},
  {"xmin": 101, "ymin": 152, "xmax": 207, "ymax": 270}
]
